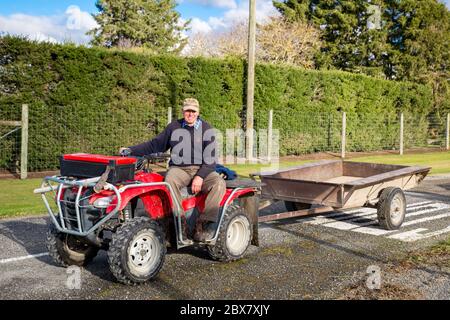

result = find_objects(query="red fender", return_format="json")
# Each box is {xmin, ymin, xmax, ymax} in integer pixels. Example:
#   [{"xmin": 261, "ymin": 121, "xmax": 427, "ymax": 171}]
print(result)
[{"xmin": 220, "ymin": 188, "xmax": 256, "ymax": 206}]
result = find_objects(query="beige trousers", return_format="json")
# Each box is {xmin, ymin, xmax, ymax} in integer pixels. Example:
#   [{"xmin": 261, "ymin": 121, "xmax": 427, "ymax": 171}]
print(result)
[{"xmin": 165, "ymin": 166, "xmax": 226, "ymax": 223}]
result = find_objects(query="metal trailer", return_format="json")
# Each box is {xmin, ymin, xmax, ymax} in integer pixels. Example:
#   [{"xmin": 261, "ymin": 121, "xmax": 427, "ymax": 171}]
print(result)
[{"xmin": 252, "ymin": 160, "xmax": 431, "ymax": 229}]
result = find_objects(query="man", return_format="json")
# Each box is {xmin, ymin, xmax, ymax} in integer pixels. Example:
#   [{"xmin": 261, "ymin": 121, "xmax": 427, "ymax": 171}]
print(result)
[{"xmin": 119, "ymin": 98, "xmax": 226, "ymax": 241}]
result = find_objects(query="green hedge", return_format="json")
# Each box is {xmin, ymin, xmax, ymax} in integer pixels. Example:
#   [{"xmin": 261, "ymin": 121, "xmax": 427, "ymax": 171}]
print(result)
[{"xmin": 0, "ymin": 37, "xmax": 433, "ymax": 171}]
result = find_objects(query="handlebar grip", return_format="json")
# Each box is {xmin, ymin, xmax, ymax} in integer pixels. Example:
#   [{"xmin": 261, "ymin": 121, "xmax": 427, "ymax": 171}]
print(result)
[
  {"xmin": 146, "ymin": 152, "xmax": 170, "ymax": 159},
  {"xmin": 120, "ymin": 148, "xmax": 132, "ymax": 156},
  {"xmin": 34, "ymin": 185, "xmax": 57, "ymax": 194}
]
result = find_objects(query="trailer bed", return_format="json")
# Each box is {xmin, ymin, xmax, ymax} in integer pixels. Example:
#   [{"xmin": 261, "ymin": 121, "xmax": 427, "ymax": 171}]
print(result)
[{"xmin": 255, "ymin": 160, "xmax": 430, "ymax": 210}]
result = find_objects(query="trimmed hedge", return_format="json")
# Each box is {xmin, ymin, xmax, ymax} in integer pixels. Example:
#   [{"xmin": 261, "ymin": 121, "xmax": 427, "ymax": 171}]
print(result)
[{"xmin": 0, "ymin": 37, "xmax": 433, "ymax": 170}]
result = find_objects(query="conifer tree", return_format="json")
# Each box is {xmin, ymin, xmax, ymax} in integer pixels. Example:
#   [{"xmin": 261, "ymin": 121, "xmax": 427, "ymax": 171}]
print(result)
[{"xmin": 88, "ymin": 0, "xmax": 189, "ymax": 54}]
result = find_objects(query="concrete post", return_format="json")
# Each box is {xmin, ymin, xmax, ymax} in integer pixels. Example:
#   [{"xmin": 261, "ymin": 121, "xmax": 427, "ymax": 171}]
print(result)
[
  {"xmin": 341, "ymin": 112, "xmax": 346, "ymax": 159},
  {"xmin": 20, "ymin": 104, "xmax": 28, "ymax": 179},
  {"xmin": 400, "ymin": 113, "xmax": 404, "ymax": 155}
]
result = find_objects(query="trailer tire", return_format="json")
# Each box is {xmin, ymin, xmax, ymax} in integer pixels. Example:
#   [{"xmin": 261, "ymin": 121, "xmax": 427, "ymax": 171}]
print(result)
[
  {"xmin": 377, "ymin": 187, "xmax": 406, "ymax": 230},
  {"xmin": 46, "ymin": 223, "xmax": 99, "ymax": 267},
  {"xmin": 207, "ymin": 203, "xmax": 252, "ymax": 262},
  {"xmin": 108, "ymin": 217, "xmax": 166, "ymax": 285},
  {"xmin": 284, "ymin": 201, "xmax": 311, "ymax": 212}
]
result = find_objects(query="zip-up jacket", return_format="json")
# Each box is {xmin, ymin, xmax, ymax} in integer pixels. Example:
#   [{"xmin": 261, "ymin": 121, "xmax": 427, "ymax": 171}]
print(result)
[{"xmin": 128, "ymin": 118, "xmax": 217, "ymax": 179}]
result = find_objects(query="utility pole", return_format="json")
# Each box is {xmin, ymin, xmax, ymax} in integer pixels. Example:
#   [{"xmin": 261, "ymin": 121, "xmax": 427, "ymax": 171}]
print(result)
[{"xmin": 246, "ymin": 0, "xmax": 256, "ymax": 161}]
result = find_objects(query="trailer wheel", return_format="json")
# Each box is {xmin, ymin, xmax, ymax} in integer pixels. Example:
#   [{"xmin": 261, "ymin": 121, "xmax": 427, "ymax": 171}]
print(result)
[
  {"xmin": 46, "ymin": 223, "xmax": 99, "ymax": 267},
  {"xmin": 284, "ymin": 201, "xmax": 311, "ymax": 212},
  {"xmin": 108, "ymin": 217, "xmax": 166, "ymax": 285},
  {"xmin": 377, "ymin": 187, "xmax": 406, "ymax": 230},
  {"xmin": 207, "ymin": 203, "xmax": 252, "ymax": 262}
]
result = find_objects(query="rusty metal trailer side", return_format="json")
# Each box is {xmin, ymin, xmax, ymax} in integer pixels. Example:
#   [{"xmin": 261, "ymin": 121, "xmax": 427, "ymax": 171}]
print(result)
[{"xmin": 253, "ymin": 160, "xmax": 431, "ymax": 224}]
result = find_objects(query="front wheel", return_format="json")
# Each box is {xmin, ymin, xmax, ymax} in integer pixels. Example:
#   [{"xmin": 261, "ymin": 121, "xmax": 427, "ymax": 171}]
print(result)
[
  {"xmin": 46, "ymin": 223, "xmax": 99, "ymax": 267},
  {"xmin": 207, "ymin": 203, "xmax": 252, "ymax": 262},
  {"xmin": 377, "ymin": 187, "xmax": 406, "ymax": 230},
  {"xmin": 107, "ymin": 217, "xmax": 166, "ymax": 285}
]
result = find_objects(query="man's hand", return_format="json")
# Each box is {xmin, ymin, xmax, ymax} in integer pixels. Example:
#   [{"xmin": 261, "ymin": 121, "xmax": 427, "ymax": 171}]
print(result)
[
  {"xmin": 191, "ymin": 176, "xmax": 204, "ymax": 194},
  {"xmin": 119, "ymin": 147, "xmax": 131, "ymax": 156}
]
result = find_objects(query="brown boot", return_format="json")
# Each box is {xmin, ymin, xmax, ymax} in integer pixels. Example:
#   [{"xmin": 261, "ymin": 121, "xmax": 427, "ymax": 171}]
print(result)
[
  {"xmin": 180, "ymin": 216, "xmax": 189, "ymax": 240},
  {"xmin": 193, "ymin": 221, "xmax": 217, "ymax": 242}
]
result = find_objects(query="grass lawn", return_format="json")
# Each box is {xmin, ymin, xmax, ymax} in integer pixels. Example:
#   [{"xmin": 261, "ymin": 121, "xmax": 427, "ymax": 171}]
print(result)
[
  {"xmin": 1, "ymin": 150, "xmax": 449, "ymax": 218},
  {"xmin": 0, "ymin": 178, "xmax": 48, "ymax": 218}
]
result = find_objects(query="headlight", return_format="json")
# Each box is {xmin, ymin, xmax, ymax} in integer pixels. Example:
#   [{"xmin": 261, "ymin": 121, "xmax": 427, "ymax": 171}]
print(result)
[{"xmin": 93, "ymin": 196, "xmax": 114, "ymax": 208}]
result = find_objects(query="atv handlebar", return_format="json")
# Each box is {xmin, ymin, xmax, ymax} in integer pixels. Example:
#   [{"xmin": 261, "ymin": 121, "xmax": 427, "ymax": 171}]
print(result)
[
  {"xmin": 119, "ymin": 152, "xmax": 171, "ymax": 171},
  {"xmin": 143, "ymin": 152, "xmax": 171, "ymax": 161},
  {"xmin": 119, "ymin": 148, "xmax": 170, "ymax": 161}
]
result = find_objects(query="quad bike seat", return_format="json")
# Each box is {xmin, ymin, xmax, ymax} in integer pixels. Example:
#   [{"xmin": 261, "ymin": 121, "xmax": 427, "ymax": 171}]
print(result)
[{"xmin": 159, "ymin": 171, "xmax": 262, "ymax": 198}]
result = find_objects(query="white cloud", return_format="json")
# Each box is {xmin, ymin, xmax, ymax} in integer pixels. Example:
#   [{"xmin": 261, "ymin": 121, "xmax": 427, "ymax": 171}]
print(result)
[
  {"xmin": 225, "ymin": 0, "xmax": 277, "ymax": 24},
  {"xmin": 190, "ymin": 17, "xmax": 213, "ymax": 34},
  {"xmin": 0, "ymin": 5, "xmax": 98, "ymax": 45},
  {"xmin": 65, "ymin": 5, "xmax": 98, "ymax": 31},
  {"xmin": 184, "ymin": 0, "xmax": 237, "ymax": 9},
  {"xmin": 187, "ymin": 0, "xmax": 278, "ymax": 35},
  {"xmin": 31, "ymin": 32, "xmax": 58, "ymax": 44},
  {"xmin": 208, "ymin": 17, "xmax": 227, "ymax": 29}
]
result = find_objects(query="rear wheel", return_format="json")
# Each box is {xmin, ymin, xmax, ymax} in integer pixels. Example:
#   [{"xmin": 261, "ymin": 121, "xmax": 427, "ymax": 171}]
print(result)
[
  {"xmin": 207, "ymin": 203, "xmax": 252, "ymax": 262},
  {"xmin": 107, "ymin": 217, "xmax": 166, "ymax": 285},
  {"xmin": 284, "ymin": 201, "xmax": 312, "ymax": 212},
  {"xmin": 377, "ymin": 187, "xmax": 406, "ymax": 230},
  {"xmin": 46, "ymin": 223, "xmax": 99, "ymax": 267}
]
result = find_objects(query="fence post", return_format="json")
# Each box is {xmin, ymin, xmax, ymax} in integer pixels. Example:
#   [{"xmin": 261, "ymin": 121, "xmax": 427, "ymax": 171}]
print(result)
[
  {"xmin": 341, "ymin": 112, "xmax": 346, "ymax": 159},
  {"xmin": 167, "ymin": 107, "xmax": 172, "ymax": 125},
  {"xmin": 20, "ymin": 104, "xmax": 28, "ymax": 179},
  {"xmin": 400, "ymin": 113, "xmax": 404, "ymax": 155},
  {"xmin": 267, "ymin": 109, "xmax": 273, "ymax": 162},
  {"xmin": 446, "ymin": 113, "xmax": 449, "ymax": 150}
]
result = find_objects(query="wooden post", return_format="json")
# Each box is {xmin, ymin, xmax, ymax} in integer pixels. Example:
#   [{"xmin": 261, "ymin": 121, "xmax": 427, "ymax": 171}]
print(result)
[
  {"xmin": 341, "ymin": 112, "xmax": 346, "ymax": 159},
  {"xmin": 400, "ymin": 113, "xmax": 404, "ymax": 155},
  {"xmin": 246, "ymin": 0, "xmax": 256, "ymax": 161},
  {"xmin": 20, "ymin": 104, "xmax": 28, "ymax": 179},
  {"xmin": 446, "ymin": 113, "xmax": 449, "ymax": 150},
  {"xmin": 267, "ymin": 109, "xmax": 273, "ymax": 162},
  {"xmin": 167, "ymin": 107, "xmax": 172, "ymax": 125}
]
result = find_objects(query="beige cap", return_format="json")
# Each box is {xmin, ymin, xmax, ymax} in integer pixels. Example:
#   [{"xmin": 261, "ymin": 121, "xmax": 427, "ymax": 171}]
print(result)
[{"xmin": 182, "ymin": 98, "xmax": 200, "ymax": 112}]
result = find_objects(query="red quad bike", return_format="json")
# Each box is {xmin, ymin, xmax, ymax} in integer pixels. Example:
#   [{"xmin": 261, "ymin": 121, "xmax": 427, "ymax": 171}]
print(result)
[{"xmin": 34, "ymin": 153, "xmax": 260, "ymax": 285}]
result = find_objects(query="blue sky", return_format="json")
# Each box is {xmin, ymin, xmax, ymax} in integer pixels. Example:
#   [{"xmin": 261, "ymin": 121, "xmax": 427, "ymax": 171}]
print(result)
[
  {"xmin": 0, "ymin": 0, "xmax": 225, "ymax": 19},
  {"xmin": 0, "ymin": 0, "xmax": 449, "ymax": 45},
  {"xmin": 0, "ymin": 0, "xmax": 277, "ymax": 44}
]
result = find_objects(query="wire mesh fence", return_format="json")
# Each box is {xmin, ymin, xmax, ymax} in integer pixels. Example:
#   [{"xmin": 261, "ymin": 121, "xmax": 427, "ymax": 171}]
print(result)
[
  {"xmin": 0, "ymin": 106, "xmax": 22, "ymax": 174},
  {"xmin": 267, "ymin": 110, "xmax": 342, "ymax": 155},
  {"xmin": 404, "ymin": 113, "xmax": 448, "ymax": 150},
  {"xmin": 33, "ymin": 105, "xmax": 169, "ymax": 172},
  {"xmin": 345, "ymin": 112, "xmax": 400, "ymax": 152},
  {"xmin": 0, "ymin": 105, "xmax": 449, "ymax": 176}
]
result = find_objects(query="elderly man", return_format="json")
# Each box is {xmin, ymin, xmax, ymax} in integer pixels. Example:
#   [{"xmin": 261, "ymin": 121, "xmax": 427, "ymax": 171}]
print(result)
[{"xmin": 120, "ymin": 98, "xmax": 226, "ymax": 241}]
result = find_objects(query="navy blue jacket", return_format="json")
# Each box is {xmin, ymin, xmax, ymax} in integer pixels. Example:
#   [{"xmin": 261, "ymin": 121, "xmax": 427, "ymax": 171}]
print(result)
[{"xmin": 128, "ymin": 118, "xmax": 217, "ymax": 179}]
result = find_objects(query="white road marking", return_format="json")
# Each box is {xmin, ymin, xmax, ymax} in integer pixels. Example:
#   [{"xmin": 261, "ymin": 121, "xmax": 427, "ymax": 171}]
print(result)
[
  {"xmin": 302, "ymin": 200, "xmax": 450, "ymax": 242},
  {"xmin": 403, "ymin": 212, "xmax": 450, "ymax": 226},
  {"xmin": 353, "ymin": 212, "xmax": 450, "ymax": 236},
  {"xmin": 307, "ymin": 201, "xmax": 433, "ymax": 225},
  {"xmin": 388, "ymin": 225, "xmax": 450, "ymax": 242},
  {"xmin": 0, "ymin": 252, "xmax": 49, "ymax": 264},
  {"xmin": 306, "ymin": 202, "xmax": 447, "ymax": 227},
  {"xmin": 305, "ymin": 207, "xmax": 375, "ymax": 225}
]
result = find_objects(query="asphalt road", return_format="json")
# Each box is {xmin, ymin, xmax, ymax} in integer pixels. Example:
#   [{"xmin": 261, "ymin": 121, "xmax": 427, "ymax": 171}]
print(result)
[{"xmin": 1, "ymin": 176, "xmax": 449, "ymax": 300}]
